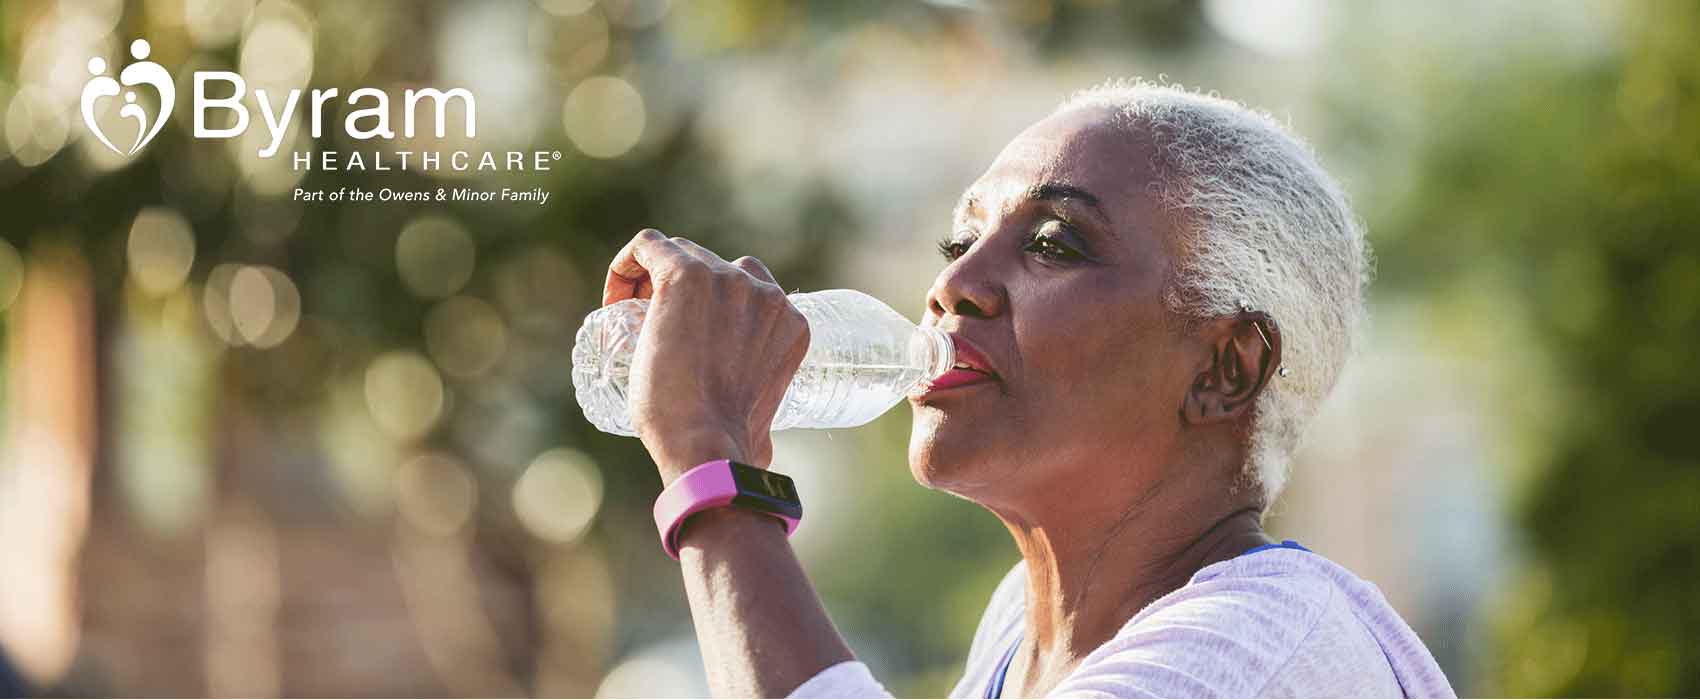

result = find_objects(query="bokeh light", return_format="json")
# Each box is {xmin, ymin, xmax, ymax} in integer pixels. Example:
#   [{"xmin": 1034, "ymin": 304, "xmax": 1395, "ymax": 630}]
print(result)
[
  {"xmin": 396, "ymin": 215, "xmax": 477, "ymax": 299},
  {"xmin": 4, "ymin": 86, "xmax": 69, "ymax": 167},
  {"xmin": 394, "ymin": 452, "xmax": 478, "ymax": 537},
  {"xmin": 364, "ymin": 350, "xmax": 446, "ymax": 441},
  {"xmin": 16, "ymin": 7, "xmax": 110, "ymax": 106},
  {"xmin": 562, "ymin": 76, "xmax": 645, "ymax": 159},
  {"xmin": 238, "ymin": 1, "xmax": 317, "ymax": 94},
  {"xmin": 202, "ymin": 264, "xmax": 303, "ymax": 349},
  {"xmin": 126, "ymin": 208, "xmax": 196, "ymax": 296},
  {"xmin": 227, "ymin": 266, "xmax": 300, "ymax": 347},
  {"xmin": 512, "ymin": 447, "xmax": 604, "ymax": 544},
  {"xmin": 202, "ymin": 263, "xmax": 242, "ymax": 345},
  {"xmin": 531, "ymin": 5, "xmax": 611, "ymax": 81},
  {"xmin": 186, "ymin": 0, "xmax": 258, "ymax": 48},
  {"xmin": 424, "ymin": 295, "xmax": 509, "ymax": 379}
]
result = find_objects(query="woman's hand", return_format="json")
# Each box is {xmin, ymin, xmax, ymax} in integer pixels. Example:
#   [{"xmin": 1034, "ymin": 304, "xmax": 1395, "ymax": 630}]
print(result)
[{"xmin": 603, "ymin": 229, "xmax": 809, "ymax": 482}]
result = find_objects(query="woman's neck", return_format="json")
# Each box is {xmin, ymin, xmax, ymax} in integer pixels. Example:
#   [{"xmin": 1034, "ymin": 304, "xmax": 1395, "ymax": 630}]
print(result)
[{"xmin": 996, "ymin": 479, "xmax": 1271, "ymax": 694}]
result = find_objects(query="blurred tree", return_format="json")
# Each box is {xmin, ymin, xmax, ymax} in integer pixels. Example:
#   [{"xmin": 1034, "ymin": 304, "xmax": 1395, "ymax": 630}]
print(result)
[{"xmin": 1368, "ymin": 1, "xmax": 1700, "ymax": 694}]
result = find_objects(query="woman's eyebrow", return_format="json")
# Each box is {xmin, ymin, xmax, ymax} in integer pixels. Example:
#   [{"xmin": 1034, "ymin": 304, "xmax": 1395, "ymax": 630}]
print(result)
[
  {"xmin": 954, "ymin": 183, "xmax": 1114, "ymax": 229},
  {"xmin": 1028, "ymin": 183, "xmax": 1111, "ymax": 227}
]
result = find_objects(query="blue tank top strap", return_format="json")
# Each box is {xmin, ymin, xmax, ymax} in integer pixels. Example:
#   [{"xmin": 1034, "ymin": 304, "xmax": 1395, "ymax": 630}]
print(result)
[
  {"xmin": 1240, "ymin": 539, "xmax": 1310, "ymax": 556},
  {"xmin": 986, "ymin": 632, "xmax": 1021, "ymax": 698}
]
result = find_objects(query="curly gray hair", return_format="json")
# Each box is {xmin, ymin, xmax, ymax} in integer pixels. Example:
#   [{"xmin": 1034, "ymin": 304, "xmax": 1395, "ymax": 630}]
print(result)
[{"xmin": 1059, "ymin": 79, "xmax": 1370, "ymax": 508}]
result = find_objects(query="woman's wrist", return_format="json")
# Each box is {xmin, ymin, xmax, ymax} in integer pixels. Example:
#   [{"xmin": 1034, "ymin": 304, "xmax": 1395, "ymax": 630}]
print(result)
[
  {"xmin": 675, "ymin": 506, "xmax": 790, "ymax": 559},
  {"xmin": 643, "ymin": 427, "xmax": 754, "ymax": 485}
]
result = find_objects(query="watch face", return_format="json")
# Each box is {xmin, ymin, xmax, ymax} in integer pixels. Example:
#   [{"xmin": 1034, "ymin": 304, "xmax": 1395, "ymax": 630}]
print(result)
[
  {"xmin": 729, "ymin": 462, "xmax": 802, "ymax": 520},
  {"xmin": 729, "ymin": 462, "xmax": 793, "ymax": 499}
]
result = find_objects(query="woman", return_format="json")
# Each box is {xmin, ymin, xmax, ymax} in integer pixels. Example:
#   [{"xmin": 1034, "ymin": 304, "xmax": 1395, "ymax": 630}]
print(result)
[{"xmin": 602, "ymin": 81, "xmax": 1455, "ymax": 698}]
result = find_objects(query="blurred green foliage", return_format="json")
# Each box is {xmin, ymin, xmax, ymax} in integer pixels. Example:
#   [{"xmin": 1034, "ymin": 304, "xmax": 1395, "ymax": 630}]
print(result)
[{"xmin": 1370, "ymin": 1, "xmax": 1700, "ymax": 695}]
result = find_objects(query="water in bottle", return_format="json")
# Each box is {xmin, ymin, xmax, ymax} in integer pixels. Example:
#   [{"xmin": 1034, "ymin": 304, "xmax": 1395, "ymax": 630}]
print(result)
[{"xmin": 572, "ymin": 289, "xmax": 955, "ymax": 436}]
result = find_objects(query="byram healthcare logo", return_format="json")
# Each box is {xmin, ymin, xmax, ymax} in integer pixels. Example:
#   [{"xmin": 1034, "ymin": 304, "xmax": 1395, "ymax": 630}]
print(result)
[
  {"xmin": 81, "ymin": 39, "xmax": 173, "ymax": 157},
  {"xmin": 73, "ymin": 38, "xmax": 560, "ymax": 179}
]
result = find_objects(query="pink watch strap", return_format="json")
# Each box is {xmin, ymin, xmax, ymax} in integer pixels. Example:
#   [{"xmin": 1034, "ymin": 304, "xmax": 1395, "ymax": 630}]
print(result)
[{"xmin": 653, "ymin": 459, "xmax": 801, "ymax": 560}]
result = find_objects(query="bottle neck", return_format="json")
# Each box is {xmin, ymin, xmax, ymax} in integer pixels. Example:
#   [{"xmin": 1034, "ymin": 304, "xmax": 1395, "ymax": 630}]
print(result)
[{"xmin": 917, "ymin": 326, "xmax": 955, "ymax": 381}]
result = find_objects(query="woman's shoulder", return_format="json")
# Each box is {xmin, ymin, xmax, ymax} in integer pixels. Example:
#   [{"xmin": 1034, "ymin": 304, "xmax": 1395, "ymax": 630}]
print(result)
[
  {"xmin": 964, "ymin": 552, "xmax": 1358, "ymax": 673},
  {"xmin": 1156, "ymin": 546, "xmax": 1346, "ymax": 628},
  {"xmin": 1104, "ymin": 548, "xmax": 1347, "ymax": 673},
  {"xmin": 1058, "ymin": 548, "xmax": 1452, "ymax": 698}
]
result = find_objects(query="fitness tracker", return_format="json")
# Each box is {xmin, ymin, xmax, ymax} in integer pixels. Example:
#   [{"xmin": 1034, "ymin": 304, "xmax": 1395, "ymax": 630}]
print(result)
[{"xmin": 653, "ymin": 459, "xmax": 802, "ymax": 560}]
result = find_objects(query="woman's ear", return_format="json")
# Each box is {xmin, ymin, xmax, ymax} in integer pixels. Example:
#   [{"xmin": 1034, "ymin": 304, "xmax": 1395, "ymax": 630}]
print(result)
[{"xmin": 1181, "ymin": 310, "xmax": 1282, "ymax": 425}]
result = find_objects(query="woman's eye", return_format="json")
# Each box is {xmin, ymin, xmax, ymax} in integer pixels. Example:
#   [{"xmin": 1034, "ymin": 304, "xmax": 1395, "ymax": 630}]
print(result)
[
  {"xmin": 937, "ymin": 236, "xmax": 972, "ymax": 261},
  {"xmin": 1025, "ymin": 223, "xmax": 1082, "ymax": 261}
]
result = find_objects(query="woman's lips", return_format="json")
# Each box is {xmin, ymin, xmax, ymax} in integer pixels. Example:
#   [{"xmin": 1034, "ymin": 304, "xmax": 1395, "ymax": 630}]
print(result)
[
  {"xmin": 915, "ymin": 334, "xmax": 999, "ymax": 398},
  {"xmin": 926, "ymin": 367, "xmax": 995, "ymax": 392}
]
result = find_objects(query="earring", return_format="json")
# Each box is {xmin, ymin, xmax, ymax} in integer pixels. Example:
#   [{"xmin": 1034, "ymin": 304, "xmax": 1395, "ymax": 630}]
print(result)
[{"xmin": 1236, "ymin": 299, "xmax": 1278, "ymax": 359}]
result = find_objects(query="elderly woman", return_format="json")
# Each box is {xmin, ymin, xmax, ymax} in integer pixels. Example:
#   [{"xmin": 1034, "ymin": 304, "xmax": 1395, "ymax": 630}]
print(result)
[{"xmin": 601, "ymin": 81, "xmax": 1455, "ymax": 698}]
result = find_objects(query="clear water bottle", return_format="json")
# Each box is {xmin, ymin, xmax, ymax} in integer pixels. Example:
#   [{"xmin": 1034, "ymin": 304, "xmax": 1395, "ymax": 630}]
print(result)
[{"xmin": 572, "ymin": 289, "xmax": 955, "ymax": 437}]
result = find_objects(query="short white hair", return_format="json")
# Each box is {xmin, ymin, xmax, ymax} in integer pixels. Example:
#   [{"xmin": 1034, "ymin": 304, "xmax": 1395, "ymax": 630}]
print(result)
[{"xmin": 1058, "ymin": 79, "xmax": 1369, "ymax": 508}]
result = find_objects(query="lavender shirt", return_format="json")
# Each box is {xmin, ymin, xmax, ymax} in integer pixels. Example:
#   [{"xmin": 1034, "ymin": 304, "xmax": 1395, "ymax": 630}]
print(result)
[{"xmin": 788, "ymin": 546, "xmax": 1456, "ymax": 698}]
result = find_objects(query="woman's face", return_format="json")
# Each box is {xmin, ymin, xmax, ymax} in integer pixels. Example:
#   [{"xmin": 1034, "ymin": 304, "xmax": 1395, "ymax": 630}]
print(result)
[{"xmin": 908, "ymin": 106, "xmax": 1200, "ymax": 507}]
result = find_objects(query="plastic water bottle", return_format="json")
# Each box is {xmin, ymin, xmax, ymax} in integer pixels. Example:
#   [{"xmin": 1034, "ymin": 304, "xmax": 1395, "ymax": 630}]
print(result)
[{"xmin": 572, "ymin": 289, "xmax": 955, "ymax": 437}]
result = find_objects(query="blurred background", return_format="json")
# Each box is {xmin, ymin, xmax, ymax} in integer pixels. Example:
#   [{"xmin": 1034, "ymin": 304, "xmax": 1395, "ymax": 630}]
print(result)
[{"xmin": 1, "ymin": 0, "xmax": 1697, "ymax": 696}]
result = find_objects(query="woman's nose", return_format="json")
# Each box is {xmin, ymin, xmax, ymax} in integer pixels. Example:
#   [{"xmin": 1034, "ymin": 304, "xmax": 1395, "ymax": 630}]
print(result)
[{"xmin": 927, "ymin": 255, "xmax": 1005, "ymax": 319}]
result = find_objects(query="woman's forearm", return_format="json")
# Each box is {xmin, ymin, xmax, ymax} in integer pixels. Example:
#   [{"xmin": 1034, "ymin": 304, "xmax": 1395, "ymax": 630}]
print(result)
[{"xmin": 676, "ymin": 507, "xmax": 857, "ymax": 698}]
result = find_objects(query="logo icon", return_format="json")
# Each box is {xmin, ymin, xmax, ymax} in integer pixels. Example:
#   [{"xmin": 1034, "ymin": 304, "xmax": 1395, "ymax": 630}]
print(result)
[{"xmin": 80, "ymin": 39, "xmax": 175, "ymax": 157}]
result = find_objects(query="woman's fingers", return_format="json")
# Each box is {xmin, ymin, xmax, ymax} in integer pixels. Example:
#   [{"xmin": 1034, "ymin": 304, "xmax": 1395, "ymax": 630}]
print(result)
[
  {"xmin": 669, "ymin": 236, "xmax": 729, "ymax": 267},
  {"xmin": 733, "ymin": 256, "xmax": 777, "ymax": 285},
  {"xmin": 603, "ymin": 271, "xmax": 656, "ymax": 305},
  {"xmin": 604, "ymin": 229, "xmax": 701, "ymax": 305},
  {"xmin": 672, "ymin": 239, "xmax": 785, "ymax": 298},
  {"xmin": 604, "ymin": 228, "xmax": 661, "ymax": 305},
  {"xmin": 605, "ymin": 230, "xmax": 782, "ymax": 306}
]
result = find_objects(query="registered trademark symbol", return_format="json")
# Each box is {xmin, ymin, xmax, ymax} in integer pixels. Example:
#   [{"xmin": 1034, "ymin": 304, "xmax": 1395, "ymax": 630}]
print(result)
[{"xmin": 552, "ymin": 151, "xmax": 562, "ymax": 160}]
